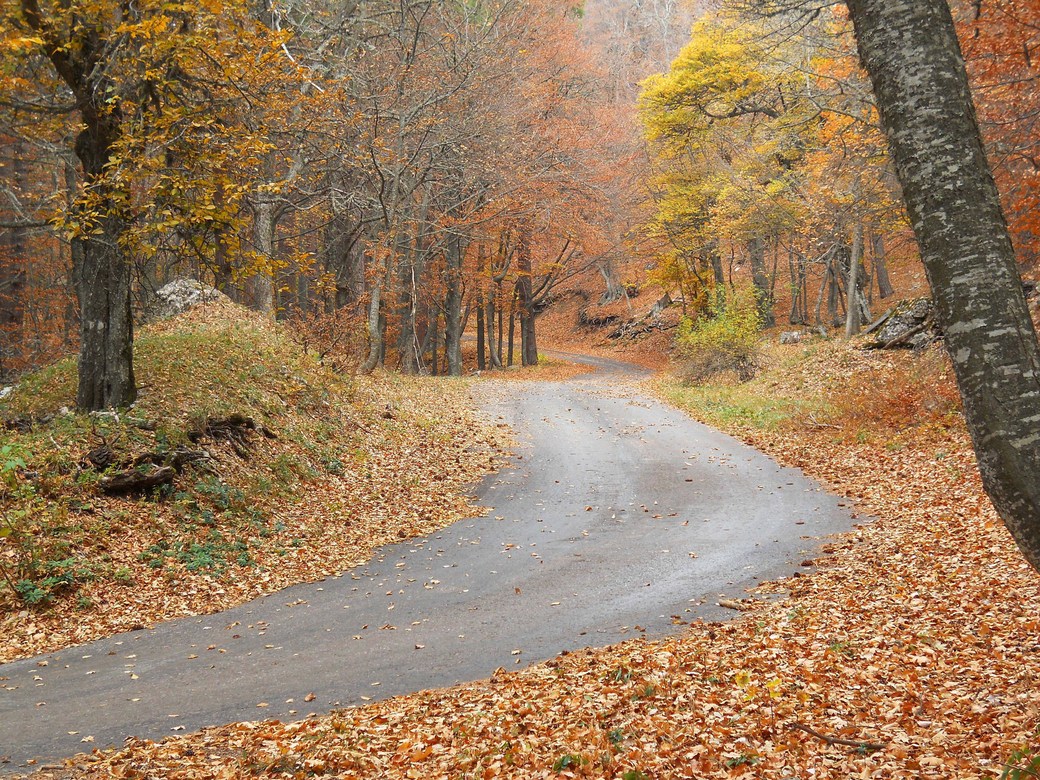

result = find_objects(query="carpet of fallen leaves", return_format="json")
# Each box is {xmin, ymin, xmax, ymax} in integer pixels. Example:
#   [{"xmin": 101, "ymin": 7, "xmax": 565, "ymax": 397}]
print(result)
[
  {"xmin": 0, "ymin": 304, "xmax": 509, "ymax": 663},
  {"xmin": 24, "ymin": 339, "xmax": 1040, "ymax": 779}
]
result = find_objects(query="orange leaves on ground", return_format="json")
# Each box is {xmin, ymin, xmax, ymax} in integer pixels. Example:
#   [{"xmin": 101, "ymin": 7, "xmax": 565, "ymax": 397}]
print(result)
[{"xmin": 27, "ymin": 342, "xmax": 1040, "ymax": 779}]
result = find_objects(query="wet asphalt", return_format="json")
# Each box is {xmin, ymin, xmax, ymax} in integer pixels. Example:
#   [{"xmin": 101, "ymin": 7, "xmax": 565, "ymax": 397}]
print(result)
[{"xmin": 0, "ymin": 353, "xmax": 858, "ymax": 771}]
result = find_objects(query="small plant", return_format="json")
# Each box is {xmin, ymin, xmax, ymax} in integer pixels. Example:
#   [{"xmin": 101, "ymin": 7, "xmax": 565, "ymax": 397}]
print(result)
[
  {"xmin": 607, "ymin": 665, "xmax": 633, "ymax": 683},
  {"xmin": 1001, "ymin": 728, "xmax": 1040, "ymax": 779},
  {"xmin": 725, "ymin": 753, "xmax": 760, "ymax": 768},
  {"xmin": 632, "ymin": 684, "xmax": 657, "ymax": 700},
  {"xmin": 676, "ymin": 288, "xmax": 762, "ymax": 384},
  {"xmin": 552, "ymin": 753, "xmax": 586, "ymax": 772},
  {"xmin": 622, "ymin": 770, "xmax": 650, "ymax": 780}
]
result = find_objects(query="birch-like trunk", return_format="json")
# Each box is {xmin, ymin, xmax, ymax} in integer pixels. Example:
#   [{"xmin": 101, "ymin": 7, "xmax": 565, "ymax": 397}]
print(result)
[
  {"xmin": 845, "ymin": 222, "xmax": 865, "ymax": 337},
  {"xmin": 847, "ymin": 0, "xmax": 1040, "ymax": 571}
]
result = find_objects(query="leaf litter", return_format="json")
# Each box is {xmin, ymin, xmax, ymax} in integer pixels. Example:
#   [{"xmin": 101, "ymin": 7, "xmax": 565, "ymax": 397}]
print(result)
[{"xmin": 15, "ymin": 339, "xmax": 1040, "ymax": 779}]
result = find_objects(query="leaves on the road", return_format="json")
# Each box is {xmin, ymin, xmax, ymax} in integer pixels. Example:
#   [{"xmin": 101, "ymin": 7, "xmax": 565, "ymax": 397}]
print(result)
[{"xmin": 0, "ymin": 304, "xmax": 510, "ymax": 663}]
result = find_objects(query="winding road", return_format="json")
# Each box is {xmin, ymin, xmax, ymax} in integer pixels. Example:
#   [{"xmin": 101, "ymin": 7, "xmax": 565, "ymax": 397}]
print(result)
[{"xmin": 0, "ymin": 354, "xmax": 857, "ymax": 771}]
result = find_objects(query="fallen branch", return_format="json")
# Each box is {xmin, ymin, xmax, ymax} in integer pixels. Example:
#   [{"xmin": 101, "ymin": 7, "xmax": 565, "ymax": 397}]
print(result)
[
  {"xmin": 804, "ymin": 414, "xmax": 841, "ymax": 430},
  {"xmin": 95, "ymin": 447, "xmax": 211, "ymax": 495},
  {"xmin": 718, "ymin": 598, "xmax": 753, "ymax": 612},
  {"xmin": 788, "ymin": 722, "xmax": 886, "ymax": 752},
  {"xmin": 98, "ymin": 466, "xmax": 176, "ymax": 494}
]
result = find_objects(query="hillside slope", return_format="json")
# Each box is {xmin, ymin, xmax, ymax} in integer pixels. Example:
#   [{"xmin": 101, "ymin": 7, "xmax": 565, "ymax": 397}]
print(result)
[{"xmin": 0, "ymin": 302, "xmax": 506, "ymax": 662}]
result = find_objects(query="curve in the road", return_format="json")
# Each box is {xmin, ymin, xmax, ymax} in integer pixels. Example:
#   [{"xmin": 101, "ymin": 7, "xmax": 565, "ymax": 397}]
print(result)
[{"xmin": 0, "ymin": 356, "xmax": 858, "ymax": 771}]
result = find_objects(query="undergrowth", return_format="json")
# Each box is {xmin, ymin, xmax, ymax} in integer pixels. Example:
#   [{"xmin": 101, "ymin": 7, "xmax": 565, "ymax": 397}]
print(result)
[
  {"xmin": 0, "ymin": 302, "xmax": 501, "ymax": 640},
  {"xmin": 662, "ymin": 338, "xmax": 964, "ymax": 442},
  {"xmin": 0, "ymin": 306, "xmax": 352, "ymax": 609}
]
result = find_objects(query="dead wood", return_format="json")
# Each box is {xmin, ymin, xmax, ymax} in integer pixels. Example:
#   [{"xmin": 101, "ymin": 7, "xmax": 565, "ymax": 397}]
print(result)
[
  {"xmin": 788, "ymin": 722, "xmax": 886, "ymax": 752},
  {"xmin": 98, "ymin": 466, "xmax": 177, "ymax": 494}
]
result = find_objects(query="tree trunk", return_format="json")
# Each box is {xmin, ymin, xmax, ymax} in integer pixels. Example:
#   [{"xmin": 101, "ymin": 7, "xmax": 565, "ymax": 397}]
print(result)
[
  {"xmin": 845, "ymin": 222, "xmax": 865, "ymax": 337},
  {"xmin": 747, "ymin": 237, "xmax": 775, "ymax": 327},
  {"xmin": 497, "ymin": 286, "xmax": 505, "ymax": 365},
  {"xmin": 249, "ymin": 193, "xmax": 276, "ymax": 317},
  {"xmin": 507, "ymin": 292, "xmax": 517, "ymax": 367},
  {"xmin": 444, "ymin": 236, "xmax": 464, "ymax": 377},
  {"xmin": 75, "ymin": 212, "xmax": 136, "ymax": 410},
  {"xmin": 476, "ymin": 297, "xmax": 486, "ymax": 371},
  {"xmin": 516, "ymin": 233, "xmax": 538, "ymax": 366},
  {"xmin": 827, "ymin": 249, "xmax": 845, "ymax": 327},
  {"xmin": 360, "ymin": 281, "xmax": 383, "ymax": 374},
  {"xmin": 847, "ymin": 0, "xmax": 1040, "ymax": 571},
  {"xmin": 486, "ymin": 296, "xmax": 502, "ymax": 369},
  {"xmin": 397, "ymin": 243, "xmax": 418, "ymax": 375},
  {"xmin": 598, "ymin": 259, "xmax": 626, "ymax": 303},
  {"xmin": 73, "ymin": 117, "xmax": 136, "ymax": 409},
  {"xmin": 871, "ymin": 228, "xmax": 896, "ymax": 299}
]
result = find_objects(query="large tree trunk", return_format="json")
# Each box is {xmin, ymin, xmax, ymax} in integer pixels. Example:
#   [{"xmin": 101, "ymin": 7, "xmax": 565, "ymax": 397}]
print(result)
[
  {"xmin": 249, "ymin": 193, "xmax": 276, "ymax": 318},
  {"xmin": 75, "ymin": 212, "xmax": 136, "ymax": 410},
  {"xmin": 847, "ymin": 0, "xmax": 1040, "ymax": 571},
  {"xmin": 73, "ymin": 116, "xmax": 136, "ymax": 410}
]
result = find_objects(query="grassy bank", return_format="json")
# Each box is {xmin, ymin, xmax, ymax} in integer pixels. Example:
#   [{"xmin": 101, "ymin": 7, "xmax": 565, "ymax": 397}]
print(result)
[{"xmin": 0, "ymin": 302, "xmax": 507, "ymax": 662}]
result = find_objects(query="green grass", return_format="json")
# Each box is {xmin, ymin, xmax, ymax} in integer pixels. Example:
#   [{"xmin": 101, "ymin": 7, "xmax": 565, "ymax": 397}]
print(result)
[
  {"xmin": 660, "ymin": 378, "xmax": 824, "ymax": 432},
  {"xmin": 0, "ymin": 310, "xmax": 357, "ymax": 607}
]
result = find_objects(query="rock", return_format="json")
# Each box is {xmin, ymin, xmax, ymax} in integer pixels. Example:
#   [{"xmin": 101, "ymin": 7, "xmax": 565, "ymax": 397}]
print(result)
[
  {"xmin": 607, "ymin": 293, "xmax": 676, "ymax": 340},
  {"xmin": 779, "ymin": 330, "xmax": 804, "ymax": 345},
  {"xmin": 866, "ymin": 297, "xmax": 940, "ymax": 349},
  {"xmin": 0, "ymin": 386, "xmax": 13, "ymax": 400},
  {"xmin": 146, "ymin": 278, "xmax": 229, "ymax": 322}
]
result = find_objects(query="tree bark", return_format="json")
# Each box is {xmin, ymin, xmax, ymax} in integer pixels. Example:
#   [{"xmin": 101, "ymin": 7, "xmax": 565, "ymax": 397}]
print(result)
[
  {"xmin": 847, "ymin": 0, "xmax": 1040, "ymax": 571},
  {"xmin": 870, "ymin": 228, "xmax": 895, "ymax": 299},
  {"xmin": 747, "ymin": 237, "xmax": 775, "ymax": 328},
  {"xmin": 75, "ymin": 211, "xmax": 136, "ymax": 410},
  {"xmin": 476, "ymin": 296, "xmax": 486, "ymax": 371},
  {"xmin": 516, "ymin": 232, "xmax": 538, "ymax": 366},
  {"xmin": 360, "ymin": 280, "xmax": 383, "ymax": 374},
  {"xmin": 444, "ymin": 235, "xmax": 465, "ymax": 377},
  {"xmin": 845, "ymin": 221, "xmax": 866, "ymax": 337}
]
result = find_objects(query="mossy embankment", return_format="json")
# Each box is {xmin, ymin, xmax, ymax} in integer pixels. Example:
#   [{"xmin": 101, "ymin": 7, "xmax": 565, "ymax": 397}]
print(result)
[{"xmin": 0, "ymin": 302, "xmax": 506, "ymax": 662}]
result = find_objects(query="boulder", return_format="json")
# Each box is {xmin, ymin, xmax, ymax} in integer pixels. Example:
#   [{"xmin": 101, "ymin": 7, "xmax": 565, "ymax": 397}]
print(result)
[
  {"xmin": 779, "ymin": 330, "xmax": 804, "ymax": 345},
  {"xmin": 146, "ymin": 278, "xmax": 229, "ymax": 322},
  {"xmin": 866, "ymin": 297, "xmax": 940, "ymax": 349}
]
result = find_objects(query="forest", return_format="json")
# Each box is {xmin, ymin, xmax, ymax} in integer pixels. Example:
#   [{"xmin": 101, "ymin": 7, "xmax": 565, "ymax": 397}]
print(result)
[
  {"xmin": 0, "ymin": 0, "xmax": 1037, "ymax": 390},
  {"xmin": 2, "ymin": 0, "xmax": 1040, "ymax": 777}
]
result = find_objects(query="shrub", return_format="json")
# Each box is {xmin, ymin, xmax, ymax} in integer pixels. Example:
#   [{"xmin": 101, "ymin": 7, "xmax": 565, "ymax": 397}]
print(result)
[{"xmin": 676, "ymin": 288, "xmax": 762, "ymax": 383}]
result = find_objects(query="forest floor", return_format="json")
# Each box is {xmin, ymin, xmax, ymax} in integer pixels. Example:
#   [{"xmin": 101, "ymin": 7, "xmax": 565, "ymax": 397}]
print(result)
[
  {"xmin": 0, "ymin": 302, "xmax": 509, "ymax": 663},
  {"xmin": 17, "ymin": 327, "xmax": 1040, "ymax": 778}
]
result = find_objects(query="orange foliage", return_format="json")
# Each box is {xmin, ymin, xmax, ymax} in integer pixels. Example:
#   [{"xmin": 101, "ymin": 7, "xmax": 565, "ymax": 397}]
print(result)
[{"xmin": 959, "ymin": 0, "xmax": 1040, "ymax": 268}]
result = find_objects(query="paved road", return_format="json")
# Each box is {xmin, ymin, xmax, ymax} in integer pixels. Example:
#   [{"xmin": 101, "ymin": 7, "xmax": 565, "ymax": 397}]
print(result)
[{"xmin": 0, "ymin": 354, "xmax": 857, "ymax": 771}]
